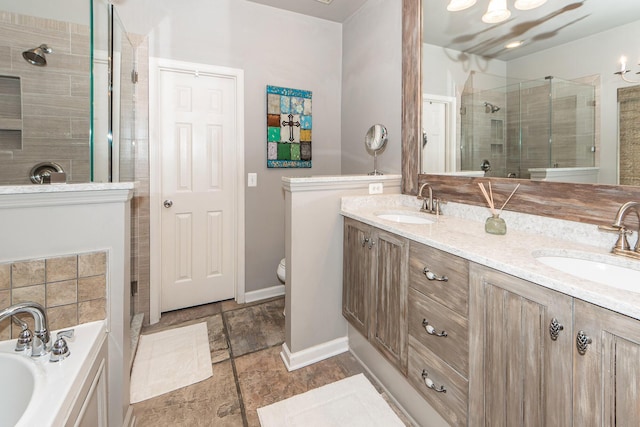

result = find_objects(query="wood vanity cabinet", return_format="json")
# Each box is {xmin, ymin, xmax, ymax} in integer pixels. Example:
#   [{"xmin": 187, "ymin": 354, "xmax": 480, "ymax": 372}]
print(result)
[
  {"xmin": 573, "ymin": 300, "xmax": 640, "ymax": 426},
  {"xmin": 469, "ymin": 263, "xmax": 573, "ymax": 427},
  {"xmin": 342, "ymin": 217, "xmax": 409, "ymax": 373},
  {"xmin": 407, "ymin": 241, "xmax": 469, "ymax": 427},
  {"xmin": 470, "ymin": 263, "xmax": 640, "ymax": 427}
]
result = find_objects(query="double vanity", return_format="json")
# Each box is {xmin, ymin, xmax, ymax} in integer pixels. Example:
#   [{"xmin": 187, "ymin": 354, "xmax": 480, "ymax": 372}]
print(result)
[{"xmin": 341, "ymin": 194, "xmax": 640, "ymax": 426}]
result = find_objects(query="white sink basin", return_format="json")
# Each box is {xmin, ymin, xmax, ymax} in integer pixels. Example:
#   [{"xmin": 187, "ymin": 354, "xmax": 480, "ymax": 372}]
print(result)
[
  {"xmin": 534, "ymin": 253, "xmax": 640, "ymax": 293},
  {"xmin": 375, "ymin": 211, "xmax": 435, "ymax": 225},
  {"xmin": 0, "ymin": 353, "xmax": 37, "ymax": 426}
]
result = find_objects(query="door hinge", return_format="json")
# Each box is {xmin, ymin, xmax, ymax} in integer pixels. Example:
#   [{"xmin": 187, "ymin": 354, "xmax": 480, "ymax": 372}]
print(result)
[{"xmin": 131, "ymin": 69, "xmax": 139, "ymax": 84}]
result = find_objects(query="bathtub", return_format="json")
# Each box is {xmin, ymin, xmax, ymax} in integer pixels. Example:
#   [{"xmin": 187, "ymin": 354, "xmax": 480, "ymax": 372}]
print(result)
[
  {"xmin": 528, "ymin": 167, "xmax": 600, "ymax": 183},
  {"xmin": 0, "ymin": 320, "xmax": 107, "ymax": 427}
]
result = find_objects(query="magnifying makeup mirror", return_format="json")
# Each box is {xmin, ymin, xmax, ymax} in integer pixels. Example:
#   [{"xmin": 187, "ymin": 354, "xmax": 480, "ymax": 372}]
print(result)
[{"xmin": 364, "ymin": 124, "xmax": 388, "ymax": 175}]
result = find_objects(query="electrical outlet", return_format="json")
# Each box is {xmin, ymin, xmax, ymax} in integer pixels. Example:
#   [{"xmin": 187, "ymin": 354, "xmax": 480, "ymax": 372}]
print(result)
[
  {"xmin": 369, "ymin": 183, "xmax": 383, "ymax": 194},
  {"xmin": 248, "ymin": 173, "xmax": 257, "ymax": 187}
]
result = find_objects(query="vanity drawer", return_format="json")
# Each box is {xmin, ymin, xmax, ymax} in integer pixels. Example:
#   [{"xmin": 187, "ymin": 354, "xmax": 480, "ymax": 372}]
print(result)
[
  {"xmin": 408, "ymin": 287, "xmax": 468, "ymax": 377},
  {"xmin": 408, "ymin": 335, "xmax": 468, "ymax": 427},
  {"xmin": 409, "ymin": 241, "xmax": 469, "ymax": 317}
]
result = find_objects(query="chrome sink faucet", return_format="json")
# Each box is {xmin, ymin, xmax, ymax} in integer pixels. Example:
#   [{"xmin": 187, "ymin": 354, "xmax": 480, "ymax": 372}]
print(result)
[
  {"xmin": 600, "ymin": 201, "xmax": 640, "ymax": 260},
  {"xmin": 0, "ymin": 302, "xmax": 50, "ymax": 357}
]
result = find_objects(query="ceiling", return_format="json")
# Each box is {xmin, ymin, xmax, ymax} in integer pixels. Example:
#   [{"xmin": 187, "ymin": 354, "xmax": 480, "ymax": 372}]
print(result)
[
  {"xmin": 424, "ymin": 0, "xmax": 640, "ymax": 61},
  {"xmin": 245, "ymin": 0, "xmax": 369, "ymax": 23},
  {"xmin": 247, "ymin": 1, "xmax": 640, "ymax": 61}
]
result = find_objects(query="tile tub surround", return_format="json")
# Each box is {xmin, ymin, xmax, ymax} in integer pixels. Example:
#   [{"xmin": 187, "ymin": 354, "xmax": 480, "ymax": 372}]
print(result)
[
  {"xmin": 341, "ymin": 194, "xmax": 640, "ymax": 321},
  {"xmin": 0, "ymin": 250, "xmax": 108, "ymax": 341}
]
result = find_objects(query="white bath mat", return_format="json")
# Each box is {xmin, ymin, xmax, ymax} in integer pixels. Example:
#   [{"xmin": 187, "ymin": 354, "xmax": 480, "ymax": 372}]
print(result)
[
  {"xmin": 130, "ymin": 322, "xmax": 212, "ymax": 403},
  {"xmin": 257, "ymin": 373, "xmax": 405, "ymax": 427}
]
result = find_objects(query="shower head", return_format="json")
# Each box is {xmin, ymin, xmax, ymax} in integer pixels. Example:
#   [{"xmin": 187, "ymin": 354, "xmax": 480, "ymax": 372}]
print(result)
[
  {"xmin": 22, "ymin": 44, "xmax": 52, "ymax": 66},
  {"xmin": 483, "ymin": 102, "xmax": 500, "ymax": 113}
]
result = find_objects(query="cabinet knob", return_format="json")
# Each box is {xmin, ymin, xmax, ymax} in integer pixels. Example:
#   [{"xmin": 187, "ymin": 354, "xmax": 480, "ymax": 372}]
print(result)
[
  {"xmin": 422, "ymin": 319, "xmax": 447, "ymax": 337},
  {"xmin": 421, "ymin": 370, "xmax": 446, "ymax": 393},
  {"xmin": 423, "ymin": 267, "xmax": 448, "ymax": 282},
  {"xmin": 549, "ymin": 318, "xmax": 564, "ymax": 341},
  {"xmin": 576, "ymin": 330, "xmax": 592, "ymax": 355},
  {"xmin": 361, "ymin": 237, "xmax": 369, "ymax": 247}
]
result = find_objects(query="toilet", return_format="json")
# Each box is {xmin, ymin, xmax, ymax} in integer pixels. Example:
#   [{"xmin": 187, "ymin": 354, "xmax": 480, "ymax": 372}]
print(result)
[{"xmin": 277, "ymin": 258, "xmax": 286, "ymax": 283}]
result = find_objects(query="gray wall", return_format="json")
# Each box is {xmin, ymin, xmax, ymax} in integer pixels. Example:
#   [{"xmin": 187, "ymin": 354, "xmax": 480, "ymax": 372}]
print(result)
[
  {"xmin": 116, "ymin": 0, "xmax": 343, "ymax": 293},
  {"xmin": 341, "ymin": 0, "xmax": 402, "ymax": 175}
]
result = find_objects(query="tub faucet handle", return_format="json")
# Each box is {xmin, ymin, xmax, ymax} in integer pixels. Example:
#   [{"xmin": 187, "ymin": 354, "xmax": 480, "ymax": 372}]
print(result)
[
  {"xmin": 12, "ymin": 316, "xmax": 33, "ymax": 352},
  {"xmin": 50, "ymin": 329, "xmax": 74, "ymax": 363}
]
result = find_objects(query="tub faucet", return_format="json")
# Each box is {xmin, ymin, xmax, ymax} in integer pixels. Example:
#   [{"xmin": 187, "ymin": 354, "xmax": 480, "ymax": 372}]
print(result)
[
  {"xmin": 418, "ymin": 183, "xmax": 433, "ymax": 213},
  {"xmin": 599, "ymin": 201, "xmax": 640, "ymax": 260},
  {"xmin": 0, "ymin": 302, "xmax": 50, "ymax": 357}
]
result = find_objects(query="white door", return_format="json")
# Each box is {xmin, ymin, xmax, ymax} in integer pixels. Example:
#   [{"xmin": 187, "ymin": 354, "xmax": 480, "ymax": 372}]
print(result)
[
  {"xmin": 159, "ymin": 69, "xmax": 237, "ymax": 312},
  {"xmin": 422, "ymin": 100, "xmax": 447, "ymax": 173}
]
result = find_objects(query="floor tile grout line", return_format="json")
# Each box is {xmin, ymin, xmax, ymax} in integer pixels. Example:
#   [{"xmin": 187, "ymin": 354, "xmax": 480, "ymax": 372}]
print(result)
[{"xmin": 222, "ymin": 310, "xmax": 250, "ymax": 427}]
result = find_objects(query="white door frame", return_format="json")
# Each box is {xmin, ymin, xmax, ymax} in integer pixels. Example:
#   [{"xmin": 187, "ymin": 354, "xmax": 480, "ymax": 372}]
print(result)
[
  {"xmin": 149, "ymin": 58, "xmax": 245, "ymax": 324},
  {"xmin": 422, "ymin": 93, "xmax": 457, "ymax": 173}
]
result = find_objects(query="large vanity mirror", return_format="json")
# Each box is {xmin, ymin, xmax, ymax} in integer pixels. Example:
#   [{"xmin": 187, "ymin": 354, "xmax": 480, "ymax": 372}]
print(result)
[
  {"xmin": 0, "ymin": 0, "xmax": 136, "ymax": 185},
  {"xmin": 416, "ymin": 0, "xmax": 640, "ymax": 186}
]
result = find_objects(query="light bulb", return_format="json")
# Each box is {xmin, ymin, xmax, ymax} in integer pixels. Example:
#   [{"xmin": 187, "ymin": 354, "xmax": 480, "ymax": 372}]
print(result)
[
  {"xmin": 482, "ymin": 0, "xmax": 511, "ymax": 24},
  {"xmin": 447, "ymin": 0, "xmax": 477, "ymax": 12},
  {"xmin": 514, "ymin": 0, "xmax": 547, "ymax": 10}
]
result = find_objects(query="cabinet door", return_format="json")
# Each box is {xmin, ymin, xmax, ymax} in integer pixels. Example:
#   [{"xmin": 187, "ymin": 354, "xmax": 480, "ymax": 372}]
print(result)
[
  {"xmin": 371, "ymin": 229, "xmax": 409, "ymax": 373},
  {"xmin": 574, "ymin": 300, "xmax": 640, "ymax": 427},
  {"xmin": 342, "ymin": 218, "xmax": 373, "ymax": 336},
  {"xmin": 469, "ymin": 264, "xmax": 573, "ymax": 427}
]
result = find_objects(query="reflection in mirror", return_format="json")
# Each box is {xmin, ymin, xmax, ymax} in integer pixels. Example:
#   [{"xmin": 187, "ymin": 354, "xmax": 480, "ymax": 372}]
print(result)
[
  {"xmin": 364, "ymin": 124, "xmax": 388, "ymax": 175},
  {"xmin": 0, "ymin": 0, "xmax": 91, "ymax": 185},
  {"xmin": 421, "ymin": 0, "xmax": 640, "ymax": 185}
]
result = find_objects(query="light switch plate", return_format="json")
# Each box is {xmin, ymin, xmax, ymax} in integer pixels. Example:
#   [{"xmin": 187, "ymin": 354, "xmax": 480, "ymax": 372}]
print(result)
[
  {"xmin": 248, "ymin": 173, "xmax": 257, "ymax": 187},
  {"xmin": 369, "ymin": 183, "xmax": 383, "ymax": 194}
]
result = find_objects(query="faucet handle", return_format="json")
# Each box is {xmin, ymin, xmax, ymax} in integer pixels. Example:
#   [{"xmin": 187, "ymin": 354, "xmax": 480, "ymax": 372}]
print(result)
[
  {"xmin": 50, "ymin": 329, "xmax": 74, "ymax": 363},
  {"xmin": 12, "ymin": 317, "xmax": 33, "ymax": 352},
  {"xmin": 598, "ymin": 223, "xmax": 629, "ymax": 232}
]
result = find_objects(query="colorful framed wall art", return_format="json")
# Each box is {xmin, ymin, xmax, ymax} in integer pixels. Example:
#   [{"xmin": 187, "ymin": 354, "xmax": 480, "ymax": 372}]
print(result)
[{"xmin": 266, "ymin": 85, "xmax": 312, "ymax": 168}]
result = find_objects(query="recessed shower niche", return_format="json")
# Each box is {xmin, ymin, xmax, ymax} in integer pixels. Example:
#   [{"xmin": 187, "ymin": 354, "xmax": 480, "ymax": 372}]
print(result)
[{"xmin": 0, "ymin": 75, "xmax": 22, "ymax": 151}]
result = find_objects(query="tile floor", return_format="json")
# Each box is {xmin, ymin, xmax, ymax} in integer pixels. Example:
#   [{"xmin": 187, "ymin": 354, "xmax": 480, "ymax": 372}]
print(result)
[{"xmin": 132, "ymin": 297, "xmax": 412, "ymax": 427}]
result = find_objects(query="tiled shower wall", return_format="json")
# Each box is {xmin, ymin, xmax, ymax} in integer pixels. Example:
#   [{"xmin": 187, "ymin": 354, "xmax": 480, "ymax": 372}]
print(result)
[
  {"xmin": 0, "ymin": 251, "xmax": 108, "ymax": 341},
  {"xmin": 0, "ymin": 12, "xmax": 91, "ymax": 185}
]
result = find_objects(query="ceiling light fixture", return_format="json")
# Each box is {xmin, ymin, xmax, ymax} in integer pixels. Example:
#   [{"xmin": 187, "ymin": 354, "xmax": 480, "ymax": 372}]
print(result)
[
  {"xmin": 615, "ymin": 56, "xmax": 640, "ymax": 83},
  {"xmin": 482, "ymin": 0, "xmax": 511, "ymax": 24},
  {"xmin": 505, "ymin": 40, "xmax": 524, "ymax": 49},
  {"xmin": 447, "ymin": 0, "xmax": 548, "ymax": 25},
  {"xmin": 447, "ymin": 0, "xmax": 477, "ymax": 12},
  {"xmin": 314, "ymin": 0, "xmax": 333, "ymax": 4},
  {"xmin": 514, "ymin": 0, "xmax": 547, "ymax": 10}
]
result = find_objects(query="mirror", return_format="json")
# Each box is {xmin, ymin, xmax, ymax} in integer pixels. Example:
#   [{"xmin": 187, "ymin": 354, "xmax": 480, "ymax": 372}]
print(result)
[
  {"xmin": 365, "ymin": 124, "xmax": 388, "ymax": 175},
  {"xmin": 419, "ymin": 0, "xmax": 640, "ymax": 185}
]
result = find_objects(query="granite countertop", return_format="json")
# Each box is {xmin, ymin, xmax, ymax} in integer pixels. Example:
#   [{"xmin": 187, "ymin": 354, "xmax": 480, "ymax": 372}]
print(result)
[{"xmin": 341, "ymin": 195, "xmax": 640, "ymax": 321}]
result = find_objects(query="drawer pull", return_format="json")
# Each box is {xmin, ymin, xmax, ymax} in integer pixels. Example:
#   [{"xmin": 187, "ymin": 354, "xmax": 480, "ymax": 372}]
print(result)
[
  {"xmin": 423, "ymin": 267, "xmax": 448, "ymax": 282},
  {"xmin": 421, "ymin": 370, "xmax": 446, "ymax": 393},
  {"xmin": 422, "ymin": 319, "xmax": 447, "ymax": 337}
]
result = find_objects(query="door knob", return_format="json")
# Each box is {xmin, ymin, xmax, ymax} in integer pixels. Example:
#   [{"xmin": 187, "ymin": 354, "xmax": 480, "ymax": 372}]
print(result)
[{"xmin": 163, "ymin": 199, "xmax": 173, "ymax": 208}]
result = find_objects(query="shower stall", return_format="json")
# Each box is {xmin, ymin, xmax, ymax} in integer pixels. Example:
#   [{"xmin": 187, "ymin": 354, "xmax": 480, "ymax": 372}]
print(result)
[{"xmin": 461, "ymin": 76, "xmax": 596, "ymax": 179}]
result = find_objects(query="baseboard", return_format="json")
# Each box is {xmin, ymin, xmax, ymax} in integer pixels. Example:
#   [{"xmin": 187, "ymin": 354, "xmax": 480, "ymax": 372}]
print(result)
[
  {"xmin": 244, "ymin": 284, "xmax": 285, "ymax": 303},
  {"xmin": 348, "ymin": 347, "xmax": 420, "ymax": 427},
  {"xmin": 280, "ymin": 337, "xmax": 349, "ymax": 371},
  {"xmin": 123, "ymin": 405, "xmax": 135, "ymax": 427}
]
